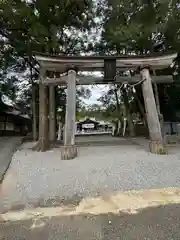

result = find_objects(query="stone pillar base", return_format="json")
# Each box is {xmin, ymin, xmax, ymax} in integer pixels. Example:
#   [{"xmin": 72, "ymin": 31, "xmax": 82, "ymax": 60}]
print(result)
[
  {"xmin": 149, "ymin": 140, "xmax": 168, "ymax": 155},
  {"xmin": 32, "ymin": 140, "xmax": 50, "ymax": 152},
  {"xmin": 61, "ymin": 145, "xmax": 78, "ymax": 160}
]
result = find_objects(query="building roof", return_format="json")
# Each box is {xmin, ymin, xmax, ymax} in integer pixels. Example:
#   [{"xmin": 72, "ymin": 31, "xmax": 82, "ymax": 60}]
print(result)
[
  {"xmin": 1, "ymin": 94, "xmax": 15, "ymax": 107},
  {"xmin": 77, "ymin": 118, "xmax": 112, "ymax": 126},
  {"xmin": 78, "ymin": 118, "xmax": 99, "ymax": 124},
  {"xmin": 5, "ymin": 110, "xmax": 30, "ymax": 119},
  {"xmin": 1, "ymin": 95, "xmax": 30, "ymax": 120}
]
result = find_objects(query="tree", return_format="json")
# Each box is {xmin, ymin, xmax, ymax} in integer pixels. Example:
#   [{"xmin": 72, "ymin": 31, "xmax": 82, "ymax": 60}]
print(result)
[
  {"xmin": 55, "ymin": 85, "xmax": 92, "ymax": 125},
  {"xmin": 98, "ymin": 0, "xmax": 180, "ymax": 54},
  {"xmin": 95, "ymin": 0, "xmax": 180, "ymax": 130},
  {"xmin": 98, "ymin": 85, "xmax": 122, "ymax": 118},
  {"xmin": 0, "ymin": 0, "xmax": 94, "ymax": 56},
  {"xmin": 0, "ymin": 0, "xmax": 94, "ymax": 119}
]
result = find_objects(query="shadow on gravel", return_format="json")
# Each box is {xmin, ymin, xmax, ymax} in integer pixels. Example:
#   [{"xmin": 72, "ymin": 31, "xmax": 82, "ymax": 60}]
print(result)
[{"xmin": 1, "ymin": 203, "xmax": 180, "ymax": 239}]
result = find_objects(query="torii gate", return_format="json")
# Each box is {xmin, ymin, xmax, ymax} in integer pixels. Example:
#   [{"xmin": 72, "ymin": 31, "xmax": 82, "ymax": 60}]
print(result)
[{"xmin": 33, "ymin": 52, "xmax": 177, "ymax": 159}]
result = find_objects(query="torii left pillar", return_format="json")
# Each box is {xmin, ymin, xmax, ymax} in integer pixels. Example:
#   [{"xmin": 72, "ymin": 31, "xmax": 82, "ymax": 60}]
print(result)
[
  {"xmin": 61, "ymin": 69, "xmax": 77, "ymax": 160},
  {"xmin": 34, "ymin": 80, "xmax": 50, "ymax": 151},
  {"xmin": 49, "ymin": 86, "xmax": 56, "ymax": 142}
]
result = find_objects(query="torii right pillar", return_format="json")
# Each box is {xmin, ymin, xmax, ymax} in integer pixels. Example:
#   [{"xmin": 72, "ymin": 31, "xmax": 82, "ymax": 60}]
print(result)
[
  {"xmin": 61, "ymin": 69, "xmax": 77, "ymax": 160},
  {"xmin": 140, "ymin": 67, "xmax": 167, "ymax": 154}
]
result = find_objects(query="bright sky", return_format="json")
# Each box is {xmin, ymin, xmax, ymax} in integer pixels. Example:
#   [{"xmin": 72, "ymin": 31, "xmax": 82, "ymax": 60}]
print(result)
[
  {"xmin": 79, "ymin": 71, "xmax": 109, "ymax": 105},
  {"xmin": 83, "ymin": 84, "xmax": 109, "ymax": 105}
]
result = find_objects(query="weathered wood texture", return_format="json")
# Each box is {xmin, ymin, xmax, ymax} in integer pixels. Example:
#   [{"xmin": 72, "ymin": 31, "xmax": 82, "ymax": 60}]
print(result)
[
  {"xmin": 34, "ymin": 83, "xmax": 49, "ymax": 151},
  {"xmin": 153, "ymin": 83, "xmax": 161, "ymax": 115},
  {"xmin": 60, "ymin": 145, "xmax": 78, "ymax": 160},
  {"xmin": 35, "ymin": 52, "xmax": 177, "ymax": 72},
  {"xmin": 153, "ymin": 83, "xmax": 165, "ymax": 140},
  {"xmin": 49, "ymin": 86, "xmax": 56, "ymax": 142},
  {"xmin": 122, "ymin": 87, "xmax": 135, "ymax": 137},
  {"xmin": 140, "ymin": 68, "xmax": 167, "ymax": 154},
  {"xmin": 149, "ymin": 141, "xmax": 168, "ymax": 155},
  {"xmin": 42, "ymin": 75, "xmax": 174, "ymax": 86},
  {"xmin": 32, "ymin": 83, "xmax": 37, "ymax": 141},
  {"xmin": 64, "ymin": 70, "xmax": 76, "ymax": 146}
]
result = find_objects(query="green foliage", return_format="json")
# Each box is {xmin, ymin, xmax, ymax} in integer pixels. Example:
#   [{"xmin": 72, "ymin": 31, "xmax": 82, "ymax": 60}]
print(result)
[
  {"xmin": 56, "ymin": 85, "xmax": 92, "ymax": 123},
  {"xmin": 0, "ymin": 0, "xmax": 94, "ymax": 115},
  {"xmin": 78, "ymin": 103, "xmax": 102, "ymax": 119},
  {"xmin": 97, "ymin": 84, "xmax": 124, "ymax": 120},
  {"xmin": 158, "ymin": 83, "xmax": 180, "ymax": 122},
  {"xmin": 0, "ymin": 0, "xmax": 94, "ymax": 56},
  {"xmin": 95, "ymin": 0, "xmax": 180, "ymax": 121},
  {"xmin": 1, "ymin": 0, "xmax": 180, "ymax": 120},
  {"xmin": 76, "ymin": 86, "xmax": 92, "ymax": 110},
  {"xmin": 98, "ymin": 0, "xmax": 180, "ymax": 54}
]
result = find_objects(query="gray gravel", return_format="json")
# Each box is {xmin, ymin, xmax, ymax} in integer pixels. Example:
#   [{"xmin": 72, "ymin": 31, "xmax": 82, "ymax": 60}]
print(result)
[{"xmin": 1, "ymin": 139, "xmax": 180, "ymax": 212}]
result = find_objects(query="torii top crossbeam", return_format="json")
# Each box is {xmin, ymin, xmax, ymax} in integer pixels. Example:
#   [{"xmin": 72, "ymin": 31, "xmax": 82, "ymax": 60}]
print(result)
[{"xmin": 34, "ymin": 52, "xmax": 177, "ymax": 73}]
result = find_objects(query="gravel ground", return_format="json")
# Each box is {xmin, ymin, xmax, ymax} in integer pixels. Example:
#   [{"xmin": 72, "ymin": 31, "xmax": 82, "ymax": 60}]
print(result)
[{"xmin": 1, "ymin": 139, "xmax": 180, "ymax": 212}]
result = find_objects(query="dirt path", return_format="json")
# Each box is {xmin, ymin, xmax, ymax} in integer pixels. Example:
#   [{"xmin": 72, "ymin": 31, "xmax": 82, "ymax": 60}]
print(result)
[
  {"xmin": 0, "ymin": 137, "xmax": 22, "ymax": 183},
  {"xmin": 1, "ymin": 188, "xmax": 180, "ymax": 239}
]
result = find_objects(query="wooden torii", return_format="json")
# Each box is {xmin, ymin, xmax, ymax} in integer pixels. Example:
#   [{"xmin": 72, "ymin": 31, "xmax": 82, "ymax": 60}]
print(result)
[{"xmin": 33, "ymin": 52, "xmax": 177, "ymax": 159}]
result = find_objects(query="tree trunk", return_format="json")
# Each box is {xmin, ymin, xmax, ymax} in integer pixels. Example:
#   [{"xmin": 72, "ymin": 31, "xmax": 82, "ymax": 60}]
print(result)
[
  {"xmin": 153, "ymin": 82, "xmax": 165, "ymax": 140},
  {"xmin": 49, "ymin": 86, "xmax": 56, "ymax": 142},
  {"xmin": 114, "ymin": 85, "xmax": 122, "ymax": 135},
  {"xmin": 32, "ymin": 83, "xmax": 37, "ymax": 141},
  {"xmin": 153, "ymin": 68, "xmax": 165, "ymax": 140},
  {"xmin": 122, "ymin": 87, "xmax": 135, "ymax": 137},
  {"xmin": 34, "ymin": 83, "xmax": 49, "ymax": 151},
  {"xmin": 135, "ymin": 93, "xmax": 147, "ymax": 127},
  {"xmin": 135, "ymin": 85, "xmax": 147, "ymax": 127}
]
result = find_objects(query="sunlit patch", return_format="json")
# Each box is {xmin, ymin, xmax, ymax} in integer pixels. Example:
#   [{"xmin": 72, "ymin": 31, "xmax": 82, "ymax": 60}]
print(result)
[
  {"xmin": 2, "ymin": 187, "xmax": 180, "ymax": 222},
  {"xmin": 30, "ymin": 218, "xmax": 46, "ymax": 229}
]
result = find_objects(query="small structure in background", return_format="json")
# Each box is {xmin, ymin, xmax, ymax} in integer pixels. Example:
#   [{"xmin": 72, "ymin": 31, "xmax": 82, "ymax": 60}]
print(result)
[
  {"xmin": 0, "ymin": 94, "xmax": 31, "ymax": 136},
  {"xmin": 76, "ymin": 117, "xmax": 113, "ymax": 135}
]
